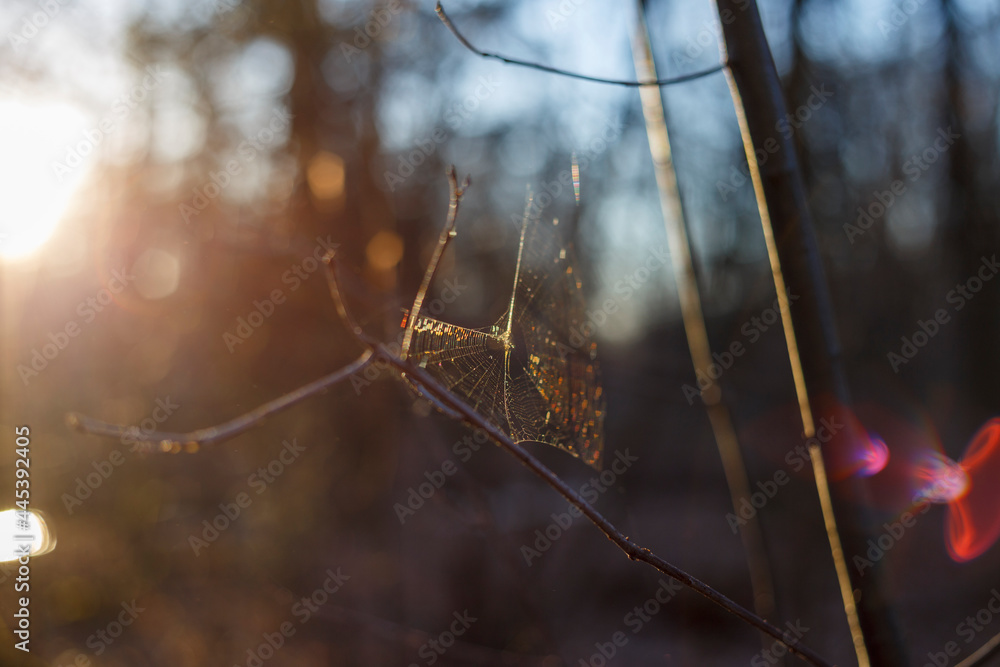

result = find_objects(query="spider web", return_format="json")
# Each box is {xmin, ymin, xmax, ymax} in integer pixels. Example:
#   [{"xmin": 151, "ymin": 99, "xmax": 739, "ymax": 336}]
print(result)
[{"xmin": 401, "ymin": 210, "xmax": 605, "ymax": 469}]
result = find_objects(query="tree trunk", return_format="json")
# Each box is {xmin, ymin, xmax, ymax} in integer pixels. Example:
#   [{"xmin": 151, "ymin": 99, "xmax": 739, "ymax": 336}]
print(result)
[{"xmin": 713, "ymin": 1, "xmax": 908, "ymax": 664}]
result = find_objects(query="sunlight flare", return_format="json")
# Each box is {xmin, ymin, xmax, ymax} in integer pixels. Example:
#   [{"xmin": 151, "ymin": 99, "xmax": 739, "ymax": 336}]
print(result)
[
  {"xmin": 0, "ymin": 100, "xmax": 91, "ymax": 262},
  {"xmin": 0, "ymin": 509, "xmax": 56, "ymax": 562}
]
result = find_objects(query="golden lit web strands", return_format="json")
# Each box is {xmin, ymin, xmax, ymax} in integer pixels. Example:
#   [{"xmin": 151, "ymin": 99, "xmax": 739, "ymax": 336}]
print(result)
[
  {"xmin": 403, "ymin": 213, "xmax": 604, "ymax": 468},
  {"xmin": 401, "ymin": 312, "xmax": 510, "ymax": 433},
  {"xmin": 507, "ymin": 216, "xmax": 603, "ymax": 465}
]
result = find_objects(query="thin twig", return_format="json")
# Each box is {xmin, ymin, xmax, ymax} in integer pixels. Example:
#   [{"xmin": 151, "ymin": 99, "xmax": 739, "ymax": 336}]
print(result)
[
  {"xmin": 67, "ymin": 343, "xmax": 831, "ymax": 663},
  {"xmin": 955, "ymin": 629, "xmax": 1000, "ymax": 667},
  {"xmin": 65, "ymin": 171, "xmax": 833, "ymax": 666},
  {"xmin": 378, "ymin": 345, "xmax": 833, "ymax": 667},
  {"xmin": 322, "ymin": 238, "xmax": 468, "ymax": 423},
  {"xmin": 435, "ymin": 2, "xmax": 725, "ymax": 88},
  {"xmin": 326, "ymin": 173, "xmax": 833, "ymax": 667},
  {"xmin": 401, "ymin": 166, "xmax": 469, "ymax": 359},
  {"xmin": 66, "ymin": 350, "xmax": 375, "ymax": 449},
  {"xmin": 322, "ymin": 248, "xmax": 381, "ymax": 349},
  {"xmin": 629, "ymin": 0, "xmax": 780, "ymax": 649},
  {"xmin": 715, "ymin": 0, "xmax": 902, "ymax": 663}
]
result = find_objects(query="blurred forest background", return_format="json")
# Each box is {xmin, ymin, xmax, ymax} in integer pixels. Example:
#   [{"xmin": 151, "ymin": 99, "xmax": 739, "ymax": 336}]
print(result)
[{"xmin": 1, "ymin": 0, "xmax": 999, "ymax": 665}]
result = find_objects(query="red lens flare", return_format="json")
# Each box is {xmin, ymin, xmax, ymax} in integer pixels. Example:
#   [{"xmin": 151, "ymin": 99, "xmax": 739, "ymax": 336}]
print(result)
[
  {"xmin": 946, "ymin": 419, "xmax": 1000, "ymax": 562},
  {"xmin": 853, "ymin": 406, "xmax": 1000, "ymax": 562},
  {"xmin": 738, "ymin": 396, "xmax": 889, "ymax": 482},
  {"xmin": 913, "ymin": 451, "xmax": 969, "ymax": 504},
  {"xmin": 851, "ymin": 402, "xmax": 947, "ymax": 513},
  {"xmin": 857, "ymin": 432, "xmax": 890, "ymax": 478},
  {"xmin": 812, "ymin": 397, "xmax": 891, "ymax": 481}
]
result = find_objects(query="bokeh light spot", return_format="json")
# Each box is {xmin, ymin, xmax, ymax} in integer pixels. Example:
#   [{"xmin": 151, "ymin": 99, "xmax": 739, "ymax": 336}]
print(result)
[
  {"xmin": 366, "ymin": 230, "xmax": 404, "ymax": 271},
  {"xmin": 306, "ymin": 151, "xmax": 345, "ymax": 201},
  {"xmin": 133, "ymin": 248, "xmax": 181, "ymax": 299}
]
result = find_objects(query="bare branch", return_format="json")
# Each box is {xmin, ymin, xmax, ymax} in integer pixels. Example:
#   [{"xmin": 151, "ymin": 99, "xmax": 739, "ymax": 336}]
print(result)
[
  {"xmin": 322, "ymin": 248, "xmax": 380, "ymax": 349},
  {"xmin": 66, "ymin": 350, "xmax": 375, "ymax": 450},
  {"xmin": 320, "ymin": 194, "xmax": 468, "ymax": 424},
  {"xmin": 379, "ymin": 344, "xmax": 834, "ymax": 667},
  {"xmin": 435, "ymin": 2, "xmax": 724, "ymax": 88},
  {"xmin": 955, "ymin": 630, "xmax": 1000, "ymax": 667},
  {"xmin": 630, "ymin": 0, "xmax": 780, "ymax": 642},
  {"xmin": 65, "ymin": 169, "xmax": 832, "ymax": 666},
  {"xmin": 401, "ymin": 166, "xmax": 469, "ymax": 359},
  {"xmin": 716, "ymin": 1, "xmax": 904, "ymax": 663}
]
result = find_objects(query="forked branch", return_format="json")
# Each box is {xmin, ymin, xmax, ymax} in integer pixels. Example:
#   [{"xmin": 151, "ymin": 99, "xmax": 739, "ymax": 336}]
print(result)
[
  {"xmin": 66, "ymin": 170, "xmax": 833, "ymax": 667},
  {"xmin": 376, "ymin": 345, "xmax": 834, "ymax": 667},
  {"xmin": 401, "ymin": 166, "xmax": 469, "ymax": 358}
]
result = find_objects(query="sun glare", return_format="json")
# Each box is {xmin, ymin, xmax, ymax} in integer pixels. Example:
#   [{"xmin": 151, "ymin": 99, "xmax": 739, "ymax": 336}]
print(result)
[
  {"xmin": 0, "ymin": 100, "xmax": 91, "ymax": 262},
  {"xmin": 0, "ymin": 509, "xmax": 55, "ymax": 562}
]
